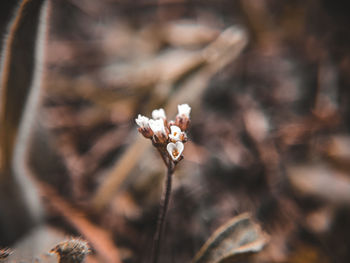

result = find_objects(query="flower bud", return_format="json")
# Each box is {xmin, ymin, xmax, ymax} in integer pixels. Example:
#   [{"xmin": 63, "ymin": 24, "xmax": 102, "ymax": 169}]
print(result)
[
  {"xmin": 149, "ymin": 119, "xmax": 168, "ymax": 144},
  {"xmin": 175, "ymin": 104, "xmax": 191, "ymax": 131},
  {"xmin": 152, "ymin": 108, "xmax": 166, "ymax": 120},
  {"xmin": 135, "ymin": 114, "xmax": 153, "ymax": 138}
]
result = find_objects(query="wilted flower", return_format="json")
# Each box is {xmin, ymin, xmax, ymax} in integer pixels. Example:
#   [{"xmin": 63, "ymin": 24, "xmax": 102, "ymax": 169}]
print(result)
[
  {"xmin": 167, "ymin": 141, "xmax": 184, "ymax": 161},
  {"xmin": 152, "ymin": 108, "xmax": 166, "ymax": 120}
]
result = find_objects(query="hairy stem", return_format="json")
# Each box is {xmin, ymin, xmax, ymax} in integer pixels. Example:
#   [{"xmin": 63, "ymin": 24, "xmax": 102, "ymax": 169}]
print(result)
[{"xmin": 150, "ymin": 165, "xmax": 174, "ymax": 263}]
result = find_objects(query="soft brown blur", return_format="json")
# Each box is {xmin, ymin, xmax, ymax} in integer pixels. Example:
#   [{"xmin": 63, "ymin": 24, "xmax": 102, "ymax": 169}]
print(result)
[{"xmin": 2, "ymin": 0, "xmax": 350, "ymax": 262}]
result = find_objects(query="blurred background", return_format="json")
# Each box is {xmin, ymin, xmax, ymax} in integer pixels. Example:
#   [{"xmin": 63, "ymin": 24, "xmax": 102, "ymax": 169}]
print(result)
[{"xmin": 2, "ymin": 0, "xmax": 350, "ymax": 262}]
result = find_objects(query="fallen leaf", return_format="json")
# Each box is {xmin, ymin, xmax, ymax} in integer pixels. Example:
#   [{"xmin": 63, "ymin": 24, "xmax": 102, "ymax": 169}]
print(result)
[{"xmin": 192, "ymin": 213, "xmax": 268, "ymax": 263}]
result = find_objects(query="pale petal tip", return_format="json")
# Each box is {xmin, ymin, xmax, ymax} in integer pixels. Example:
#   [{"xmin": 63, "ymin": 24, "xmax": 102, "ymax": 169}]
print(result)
[
  {"xmin": 152, "ymin": 108, "xmax": 166, "ymax": 120},
  {"xmin": 135, "ymin": 114, "xmax": 149, "ymax": 128},
  {"xmin": 149, "ymin": 118, "xmax": 166, "ymax": 134},
  {"xmin": 177, "ymin": 104, "xmax": 191, "ymax": 118}
]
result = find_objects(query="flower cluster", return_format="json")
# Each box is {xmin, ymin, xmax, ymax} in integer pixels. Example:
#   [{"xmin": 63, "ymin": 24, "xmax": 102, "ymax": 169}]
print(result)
[{"xmin": 135, "ymin": 104, "xmax": 191, "ymax": 164}]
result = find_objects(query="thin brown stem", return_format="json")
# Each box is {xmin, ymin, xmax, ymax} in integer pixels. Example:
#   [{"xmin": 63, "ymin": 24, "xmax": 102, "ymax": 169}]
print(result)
[
  {"xmin": 150, "ymin": 164, "xmax": 174, "ymax": 263},
  {"xmin": 153, "ymin": 137, "xmax": 170, "ymax": 168}
]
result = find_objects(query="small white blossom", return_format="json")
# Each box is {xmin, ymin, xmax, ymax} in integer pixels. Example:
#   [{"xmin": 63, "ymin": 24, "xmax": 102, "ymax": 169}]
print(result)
[
  {"xmin": 152, "ymin": 108, "xmax": 166, "ymax": 120},
  {"xmin": 169, "ymin": 125, "xmax": 182, "ymax": 142},
  {"xmin": 149, "ymin": 119, "xmax": 166, "ymax": 135},
  {"xmin": 177, "ymin": 104, "xmax": 191, "ymax": 118},
  {"xmin": 167, "ymin": 141, "xmax": 184, "ymax": 161},
  {"xmin": 135, "ymin": 114, "xmax": 150, "ymax": 128}
]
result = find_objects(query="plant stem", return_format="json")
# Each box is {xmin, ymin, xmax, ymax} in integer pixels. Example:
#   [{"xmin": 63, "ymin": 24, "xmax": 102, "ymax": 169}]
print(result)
[
  {"xmin": 157, "ymin": 147, "xmax": 169, "ymax": 168},
  {"xmin": 150, "ymin": 165, "xmax": 174, "ymax": 263}
]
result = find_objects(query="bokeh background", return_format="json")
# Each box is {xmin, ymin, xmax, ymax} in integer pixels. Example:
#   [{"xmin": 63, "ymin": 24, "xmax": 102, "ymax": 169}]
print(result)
[{"xmin": 2, "ymin": 0, "xmax": 350, "ymax": 262}]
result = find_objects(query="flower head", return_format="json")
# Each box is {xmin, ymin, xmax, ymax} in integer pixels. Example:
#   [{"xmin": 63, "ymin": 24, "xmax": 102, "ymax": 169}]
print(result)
[
  {"xmin": 167, "ymin": 141, "xmax": 184, "ymax": 161},
  {"xmin": 177, "ymin": 104, "xmax": 191, "ymax": 118},
  {"xmin": 136, "ymin": 104, "xmax": 191, "ymax": 165},
  {"xmin": 152, "ymin": 108, "xmax": 166, "ymax": 120}
]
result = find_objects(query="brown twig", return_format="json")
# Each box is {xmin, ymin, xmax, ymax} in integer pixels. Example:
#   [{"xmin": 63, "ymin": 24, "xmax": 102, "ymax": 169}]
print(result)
[{"xmin": 35, "ymin": 180, "xmax": 122, "ymax": 263}]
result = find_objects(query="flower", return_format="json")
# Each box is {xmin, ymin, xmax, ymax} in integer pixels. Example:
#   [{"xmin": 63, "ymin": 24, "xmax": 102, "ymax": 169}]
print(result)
[
  {"xmin": 152, "ymin": 108, "xmax": 166, "ymax": 120},
  {"xmin": 169, "ymin": 125, "xmax": 182, "ymax": 142},
  {"xmin": 177, "ymin": 104, "xmax": 191, "ymax": 118},
  {"xmin": 167, "ymin": 141, "xmax": 184, "ymax": 161},
  {"xmin": 135, "ymin": 114, "xmax": 150, "ymax": 129},
  {"xmin": 149, "ymin": 119, "xmax": 167, "ymax": 143}
]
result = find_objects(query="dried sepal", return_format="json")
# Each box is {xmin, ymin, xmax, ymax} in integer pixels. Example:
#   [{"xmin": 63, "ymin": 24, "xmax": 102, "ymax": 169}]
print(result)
[{"xmin": 135, "ymin": 114, "xmax": 153, "ymax": 138}]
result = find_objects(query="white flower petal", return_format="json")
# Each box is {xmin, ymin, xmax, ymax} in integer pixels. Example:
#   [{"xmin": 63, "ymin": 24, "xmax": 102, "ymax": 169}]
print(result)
[
  {"xmin": 149, "ymin": 119, "xmax": 166, "ymax": 134},
  {"xmin": 177, "ymin": 104, "xmax": 191, "ymax": 118},
  {"xmin": 135, "ymin": 114, "xmax": 150, "ymax": 128},
  {"xmin": 167, "ymin": 142, "xmax": 176, "ymax": 151},
  {"xmin": 170, "ymin": 125, "xmax": 181, "ymax": 134},
  {"xmin": 175, "ymin": 141, "xmax": 184, "ymax": 154},
  {"xmin": 152, "ymin": 108, "xmax": 166, "ymax": 120}
]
